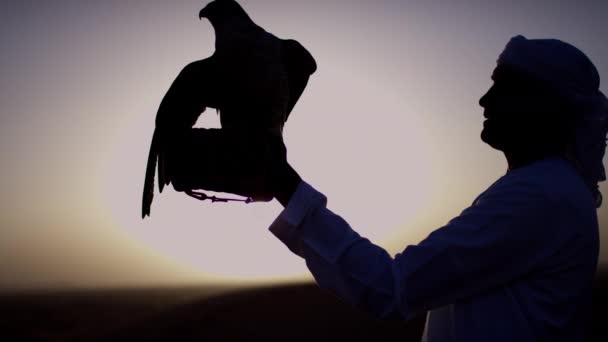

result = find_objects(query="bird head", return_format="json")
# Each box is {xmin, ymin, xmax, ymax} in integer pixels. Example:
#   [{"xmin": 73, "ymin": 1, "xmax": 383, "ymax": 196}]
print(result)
[{"xmin": 199, "ymin": 0, "xmax": 252, "ymax": 26}]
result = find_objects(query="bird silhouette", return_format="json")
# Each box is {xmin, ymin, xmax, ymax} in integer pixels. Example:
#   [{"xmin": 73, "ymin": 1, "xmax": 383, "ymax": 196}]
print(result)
[{"xmin": 142, "ymin": 0, "xmax": 317, "ymax": 218}]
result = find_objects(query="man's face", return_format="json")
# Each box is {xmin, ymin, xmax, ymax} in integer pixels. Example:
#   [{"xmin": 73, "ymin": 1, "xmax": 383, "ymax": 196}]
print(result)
[{"xmin": 479, "ymin": 65, "xmax": 551, "ymax": 152}]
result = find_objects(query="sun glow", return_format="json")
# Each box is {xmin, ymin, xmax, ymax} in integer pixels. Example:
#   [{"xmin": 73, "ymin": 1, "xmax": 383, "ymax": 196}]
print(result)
[{"xmin": 103, "ymin": 67, "xmax": 436, "ymax": 283}]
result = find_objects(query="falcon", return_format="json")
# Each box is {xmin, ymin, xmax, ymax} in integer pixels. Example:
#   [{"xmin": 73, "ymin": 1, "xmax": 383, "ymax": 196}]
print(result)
[{"xmin": 142, "ymin": 0, "xmax": 317, "ymax": 218}]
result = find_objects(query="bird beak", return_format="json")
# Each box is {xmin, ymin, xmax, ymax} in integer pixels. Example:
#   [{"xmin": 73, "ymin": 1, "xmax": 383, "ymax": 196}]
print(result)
[{"xmin": 199, "ymin": 7, "xmax": 208, "ymax": 20}]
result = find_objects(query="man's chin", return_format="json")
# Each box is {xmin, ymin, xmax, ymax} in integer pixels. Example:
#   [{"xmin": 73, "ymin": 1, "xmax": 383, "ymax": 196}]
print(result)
[{"xmin": 481, "ymin": 129, "xmax": 505, "ymax": 151}]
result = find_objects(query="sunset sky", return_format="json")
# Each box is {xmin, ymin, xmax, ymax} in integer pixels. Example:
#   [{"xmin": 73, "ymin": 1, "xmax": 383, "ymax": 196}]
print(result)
[{"xmin": 0, "ymin": 0, "xmax": 606, "ymax": 290}]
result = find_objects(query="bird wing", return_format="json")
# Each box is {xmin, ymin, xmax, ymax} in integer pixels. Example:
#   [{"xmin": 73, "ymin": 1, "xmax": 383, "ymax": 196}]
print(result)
[
  {"xmin": 281, "ymin": 39, "xmax": 317, "ymax": 121},
  {"xmin": 142, "ymin": 56, "xmax": 219, "ymax": 218}
]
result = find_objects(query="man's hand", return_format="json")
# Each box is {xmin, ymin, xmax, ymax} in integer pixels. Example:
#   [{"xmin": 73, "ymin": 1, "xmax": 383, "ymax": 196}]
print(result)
[{"xmin": 269, "ymin": 135, "xmax": 302, "ymax": 207}]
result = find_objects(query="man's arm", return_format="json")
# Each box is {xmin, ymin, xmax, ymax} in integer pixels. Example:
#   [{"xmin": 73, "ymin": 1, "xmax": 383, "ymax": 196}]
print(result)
[
  {"xmin": 270, "ymin": 180, "xmax": 408, "ymax": 319},
  {"xmin": 269, "ymin": 176, "xmax": 576, "ymax": 320}
]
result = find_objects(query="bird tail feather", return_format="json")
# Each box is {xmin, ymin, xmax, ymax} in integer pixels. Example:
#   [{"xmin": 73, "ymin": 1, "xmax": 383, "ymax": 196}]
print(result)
[{"xmin": 142, "ymin": 130, "xmax": 160, "ymax": 218}]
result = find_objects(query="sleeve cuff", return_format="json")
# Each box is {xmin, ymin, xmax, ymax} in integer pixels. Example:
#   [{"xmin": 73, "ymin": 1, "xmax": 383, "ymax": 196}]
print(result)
[
  {"xmin": 269, "ymin": 180, "xmax": 328, "ymax": 256},
  {"xmin": 282, "ymin": 180, "xmax": 328, "ymax": 226}
]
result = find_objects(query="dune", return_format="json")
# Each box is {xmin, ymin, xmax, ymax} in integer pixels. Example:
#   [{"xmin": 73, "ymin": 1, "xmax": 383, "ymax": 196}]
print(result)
[{"xmin": 0, "ymin": 269, "xmax": 605, "ymax": 341}]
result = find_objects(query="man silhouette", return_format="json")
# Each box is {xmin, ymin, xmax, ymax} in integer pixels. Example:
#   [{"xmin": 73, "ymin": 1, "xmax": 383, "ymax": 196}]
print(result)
[{"xmin": 267, "ymin": 36, "xmax": 607, "ymax": 341}]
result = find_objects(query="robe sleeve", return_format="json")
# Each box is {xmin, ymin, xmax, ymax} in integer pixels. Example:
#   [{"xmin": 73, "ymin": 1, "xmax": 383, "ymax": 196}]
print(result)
[{"xmin": 269, "ymin": 180, "xmax": 570, "ymax": 320}]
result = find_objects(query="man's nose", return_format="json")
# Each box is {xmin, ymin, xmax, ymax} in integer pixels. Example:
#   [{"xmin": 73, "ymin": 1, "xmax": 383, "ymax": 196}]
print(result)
[
  {"xmin": 479, "ymin": 85, "xmax": 495, "ymax": 108},
  {"xmin": 479, "ymin": 90, "xmax": 490, "ymax": 108}
]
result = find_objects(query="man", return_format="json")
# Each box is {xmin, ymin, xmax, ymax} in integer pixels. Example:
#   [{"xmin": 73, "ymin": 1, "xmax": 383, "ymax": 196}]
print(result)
[{"xmin": 267, "ymin": 36, "xmax": 607, "ymax": 341}]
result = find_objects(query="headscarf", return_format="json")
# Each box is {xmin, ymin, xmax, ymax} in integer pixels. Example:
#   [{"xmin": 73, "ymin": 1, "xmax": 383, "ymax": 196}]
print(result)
[{"xmin": 497, "ymin": 35, "xmax": 608, "ymax": 207}]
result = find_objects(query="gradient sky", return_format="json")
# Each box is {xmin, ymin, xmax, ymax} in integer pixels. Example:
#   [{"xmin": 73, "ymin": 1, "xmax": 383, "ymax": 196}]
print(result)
[{"xmin": 0, "ymin": 0, "xmax": 606, "ymax": 290}]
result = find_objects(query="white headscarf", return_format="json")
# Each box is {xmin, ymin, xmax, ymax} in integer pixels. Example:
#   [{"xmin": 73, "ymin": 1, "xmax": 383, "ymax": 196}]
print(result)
[{"xmin": 497, "ymin": 35, "xmax": 608, "ymax": 207}]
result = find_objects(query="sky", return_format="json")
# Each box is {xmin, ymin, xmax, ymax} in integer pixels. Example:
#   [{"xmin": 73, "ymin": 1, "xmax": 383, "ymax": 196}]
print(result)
[{"xmin": 0, "ymin": 0, "xmax": 607, "ymax": 290}]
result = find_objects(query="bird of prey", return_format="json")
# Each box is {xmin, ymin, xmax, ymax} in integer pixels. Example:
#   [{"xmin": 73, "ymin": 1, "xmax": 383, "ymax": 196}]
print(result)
[{"xmin": 142, "ymin": 0, "xmax": 317, "ymax": 218}]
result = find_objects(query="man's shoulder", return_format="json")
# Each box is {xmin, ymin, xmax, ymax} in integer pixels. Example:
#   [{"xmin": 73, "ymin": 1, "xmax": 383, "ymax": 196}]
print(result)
[
  {"xmin": 468, "ymin": 158, "xmax": 598, "ymax": 245},
  {"xmin": 487, "ymin": 157, "xmax": 595, "ymax": 215}
]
